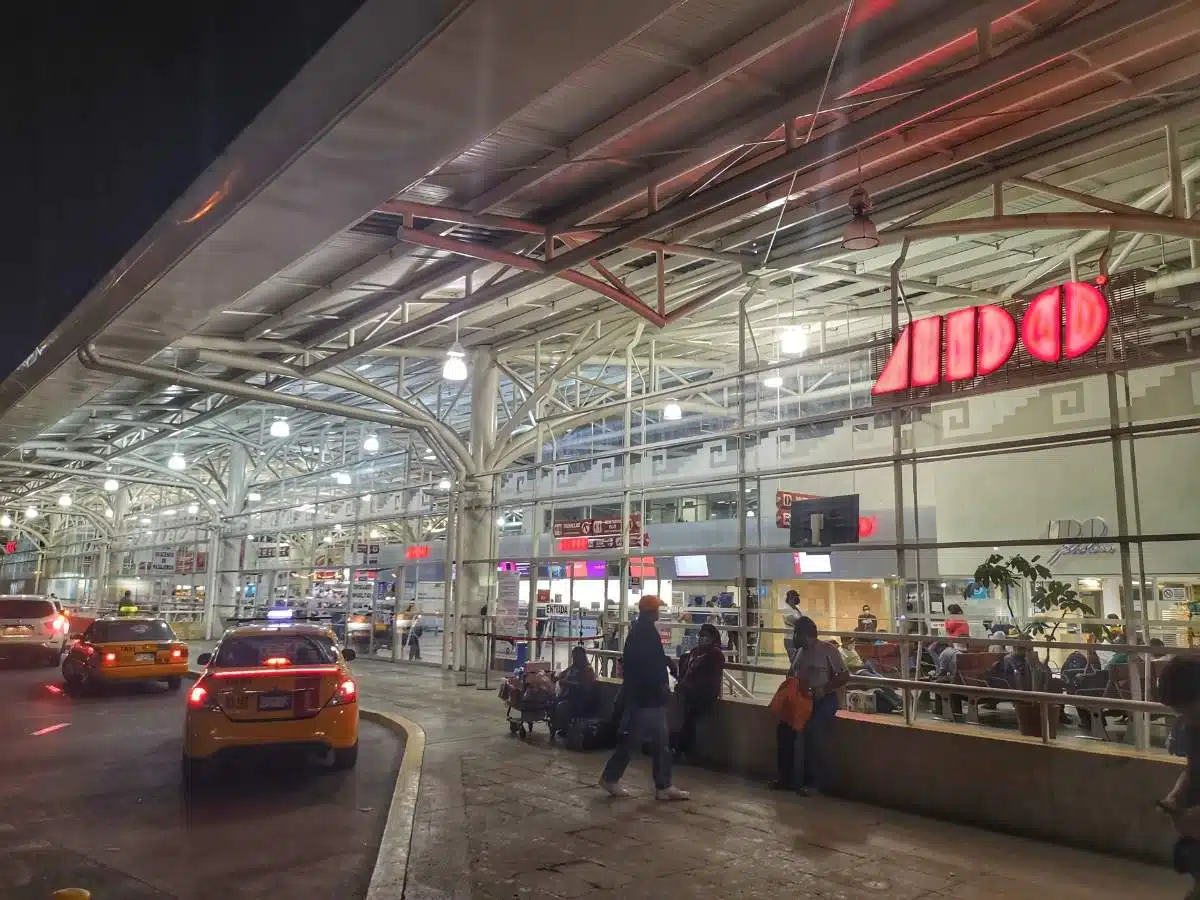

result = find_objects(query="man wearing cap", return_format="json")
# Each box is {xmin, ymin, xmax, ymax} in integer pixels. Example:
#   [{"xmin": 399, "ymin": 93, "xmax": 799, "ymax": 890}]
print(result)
[{"xmin": 599, "ymin": 595, "xmax": 690, "ymax": 801}]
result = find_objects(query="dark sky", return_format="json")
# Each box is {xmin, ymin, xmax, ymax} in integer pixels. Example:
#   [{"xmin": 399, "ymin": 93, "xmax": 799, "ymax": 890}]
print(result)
[{"xmin": 0, "ymin": 1, "xmax": 366, "ymax": 380}]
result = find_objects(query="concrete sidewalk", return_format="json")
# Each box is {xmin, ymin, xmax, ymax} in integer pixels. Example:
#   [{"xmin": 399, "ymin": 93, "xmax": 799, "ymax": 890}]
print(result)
[{"xmin": 351, "ymin": 659, "xmax": 1180, "ymax": 900}]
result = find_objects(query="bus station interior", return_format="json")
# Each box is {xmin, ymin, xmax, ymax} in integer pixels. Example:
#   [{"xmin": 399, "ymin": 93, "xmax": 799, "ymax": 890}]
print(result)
[{"xmin": 5, "ymin": 0, "xmax": 1200, "ymax": 873}]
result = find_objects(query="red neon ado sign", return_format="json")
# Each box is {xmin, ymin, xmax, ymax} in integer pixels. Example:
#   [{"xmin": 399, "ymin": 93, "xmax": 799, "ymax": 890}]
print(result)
[{"xmin": 871, "ymin": 281, "xmax": 1109, "ymax": 395}]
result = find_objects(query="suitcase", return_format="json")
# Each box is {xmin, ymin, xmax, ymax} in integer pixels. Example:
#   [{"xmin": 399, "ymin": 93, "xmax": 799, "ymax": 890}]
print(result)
[{"xmin": 565, "ymin": 716, "xmax": 615, "ymax": 751}]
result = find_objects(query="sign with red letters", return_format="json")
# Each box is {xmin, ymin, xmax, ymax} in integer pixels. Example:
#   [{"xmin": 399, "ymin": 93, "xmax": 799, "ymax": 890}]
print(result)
[{"xmin": 871, "ymin": 281, "xmax": 1109, "ymax": 395}]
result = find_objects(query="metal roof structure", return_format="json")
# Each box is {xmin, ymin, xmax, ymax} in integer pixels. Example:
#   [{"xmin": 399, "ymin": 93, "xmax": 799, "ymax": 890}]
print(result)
[{"xmin": 3, "ymin": 0, "xmax": 1200, "ymax": 527}]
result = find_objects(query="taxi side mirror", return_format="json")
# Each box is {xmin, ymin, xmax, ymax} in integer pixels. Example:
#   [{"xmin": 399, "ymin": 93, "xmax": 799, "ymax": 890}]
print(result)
[
  {"xmin": 342, "ymin": 648, "xmax": 357, "ymax": 662},
  {"xmin": 196, "ymin": 652, "xmax": 212, "ymax": 666}
]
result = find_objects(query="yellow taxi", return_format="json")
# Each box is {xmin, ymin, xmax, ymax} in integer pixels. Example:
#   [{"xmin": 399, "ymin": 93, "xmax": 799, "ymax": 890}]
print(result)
[
  {"xmin": 61, "ymin": 616, "xmax": 188, "ymax": 691},
  {"xmin": 183, "ymin": 618, "xmax": 359, "ymax": 783}
]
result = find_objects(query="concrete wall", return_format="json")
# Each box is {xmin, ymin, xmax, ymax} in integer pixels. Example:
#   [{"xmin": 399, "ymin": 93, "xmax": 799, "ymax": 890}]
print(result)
[{"xmin": 593, "ymin": 680, "xmax": 1181, "ymax": 864}]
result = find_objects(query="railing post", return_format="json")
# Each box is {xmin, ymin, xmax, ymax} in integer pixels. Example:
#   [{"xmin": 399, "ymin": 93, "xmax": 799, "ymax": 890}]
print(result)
[{"xmin": 1039, "ymin": 700, "xmax": 1051, "ymax": 744}]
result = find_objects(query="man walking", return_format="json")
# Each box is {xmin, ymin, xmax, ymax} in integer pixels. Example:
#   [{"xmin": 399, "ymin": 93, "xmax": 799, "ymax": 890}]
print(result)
[{"xmin": 599, "ymin": 595, "xmax": 690, "ymax": 801}]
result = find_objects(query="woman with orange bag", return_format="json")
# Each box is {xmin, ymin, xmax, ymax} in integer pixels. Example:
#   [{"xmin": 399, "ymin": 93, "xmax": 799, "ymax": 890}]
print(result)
[{"xmin": 772, "ymin": 616, "xmax": 849, "ymax": 795}]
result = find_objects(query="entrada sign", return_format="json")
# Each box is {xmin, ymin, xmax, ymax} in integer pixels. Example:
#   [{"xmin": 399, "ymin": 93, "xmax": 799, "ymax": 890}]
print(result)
[{"xmin": 872, "ymin": 281, "xmax": 1109, "ymax": 395}]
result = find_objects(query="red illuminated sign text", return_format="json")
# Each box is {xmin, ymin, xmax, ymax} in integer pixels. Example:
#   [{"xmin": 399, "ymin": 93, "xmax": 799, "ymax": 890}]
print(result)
[
  {"xmin": 872, "ymin": 281, "xmax": 1109, "ymax": 395},
  {"xmin": 405, "ymin": 545, "xmax": 431, "ymax": 560}
]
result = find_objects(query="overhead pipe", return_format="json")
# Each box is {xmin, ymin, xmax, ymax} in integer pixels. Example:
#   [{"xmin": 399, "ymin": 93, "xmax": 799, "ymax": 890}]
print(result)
[
  {"xmin": 77, "ymin": 345, "xmax": 470, "ymax": 478},
  {"xmin": 15, "ymin": 446, "xmax": 224, "ymax": 505},
  {"xmin": 189, "ymin": 347, "xmax": 472, "ymax": 470}
]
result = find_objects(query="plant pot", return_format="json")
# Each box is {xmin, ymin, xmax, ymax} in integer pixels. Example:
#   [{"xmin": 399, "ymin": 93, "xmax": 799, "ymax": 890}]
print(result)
[{"xmin": 1015, "ymin": 701, "xmax": 1058, "ymax": 739}]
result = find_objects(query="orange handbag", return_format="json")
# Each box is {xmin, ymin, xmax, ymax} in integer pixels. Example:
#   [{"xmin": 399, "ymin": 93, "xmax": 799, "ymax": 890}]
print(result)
[{"xmin": 768, "ymin": 677, "xmax": 814, "ymax": 731}]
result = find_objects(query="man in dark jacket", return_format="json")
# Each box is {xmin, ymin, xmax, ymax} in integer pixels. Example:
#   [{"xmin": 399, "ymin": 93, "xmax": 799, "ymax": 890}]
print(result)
[{"xmin": 599, "ymin": 595, "xmax": 690, "ymax": 801}]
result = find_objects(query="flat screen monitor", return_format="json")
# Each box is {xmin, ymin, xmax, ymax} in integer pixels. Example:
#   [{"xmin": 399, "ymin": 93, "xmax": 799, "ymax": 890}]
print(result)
[
  {"xmin": 674, "ymin": 555, "xmax": 709, "ymax": 577},
  {"xmin": 789, "ymin": 494, "xmax": 861, "ymax": 548}
]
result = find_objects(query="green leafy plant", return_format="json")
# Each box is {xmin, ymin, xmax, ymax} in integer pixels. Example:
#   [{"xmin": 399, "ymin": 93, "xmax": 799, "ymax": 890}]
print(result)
[{"xmin": 971, "ymin": 553, "xmax": 1094, "ymax": 642}]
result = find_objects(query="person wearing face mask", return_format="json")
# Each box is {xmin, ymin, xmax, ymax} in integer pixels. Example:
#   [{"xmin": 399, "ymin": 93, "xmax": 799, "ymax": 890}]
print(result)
[{"xmin": 671, "ymin": 623, "xmax": 726, "ymax": 763}]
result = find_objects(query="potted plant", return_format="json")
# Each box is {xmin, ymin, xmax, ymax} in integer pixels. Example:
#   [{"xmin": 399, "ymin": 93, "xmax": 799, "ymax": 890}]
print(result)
[{"xmin": 970, "ymin": 553, "xmax": 1095, "ymax": 738}]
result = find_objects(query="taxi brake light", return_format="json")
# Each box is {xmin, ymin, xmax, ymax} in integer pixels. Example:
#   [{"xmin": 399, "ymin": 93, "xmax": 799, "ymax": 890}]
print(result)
[
  {"xmin": 171, "ymin": 647, "xmax": 185, "ymax": 659},
  {"xmin": 328, "ymin": 678, "xmax": 357, "ymax": 706},
  {"xmin": 264, "ymin": 657, "xmax": 290, "ymax": 666},
  {"xmin": 188, "ymin": 684, "xmax": 209, "ymax": 707},
  {"xmin": 103, "ymin": 652, "xmax": 117, "ymax": 665},
  {"xmin": 50, "ymin": 615, "xmax": 69, "ymax": 633}
]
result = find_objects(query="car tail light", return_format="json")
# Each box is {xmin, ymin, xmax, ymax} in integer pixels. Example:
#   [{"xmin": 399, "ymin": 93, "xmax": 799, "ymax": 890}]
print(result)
[
  {"xmin": 171, "ymin": 647, "xmax": 186, "ymax": 660},
  {"xmin": 327, "ymin": 678, "xmax": 357, "ymax": 706},
  {"xmin": 264, "ymin": 657, "xmax": 290, "ymax": 666},
  {"xmin": 102, "ymin": 652, "xmax": 117, "ymax": 666},
  {"xmin": 188, "ymin": 681, "xmax": 220, "ymax": 711},
  {"xmin": 54, "ymin": 615, "xmax": 69, "ymax": 633}
]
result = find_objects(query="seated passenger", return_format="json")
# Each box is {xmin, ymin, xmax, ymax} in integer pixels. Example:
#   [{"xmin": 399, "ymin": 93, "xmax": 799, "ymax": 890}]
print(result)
[
  {"xmin": 672, "ymin": 624, "xmax": 725, "ymax": 762},
  {"xmin": 552, "ymin": 646, "xmax": 599, "ymax": 736},
  {"xmin": 831, "ymin": 638, "xmax": 864, "ymax": 671}
]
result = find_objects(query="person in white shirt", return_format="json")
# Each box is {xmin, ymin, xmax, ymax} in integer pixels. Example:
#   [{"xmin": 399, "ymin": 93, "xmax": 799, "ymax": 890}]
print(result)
[{"xmin": 773, "ymin": 616, "xmax": 849, "ymax": 795}]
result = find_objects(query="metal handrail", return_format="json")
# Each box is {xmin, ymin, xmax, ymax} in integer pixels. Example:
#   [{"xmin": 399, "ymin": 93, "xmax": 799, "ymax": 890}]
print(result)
[{"xmin": 580, "ymin": 646, "xmax": 1176, "ymax": 746}]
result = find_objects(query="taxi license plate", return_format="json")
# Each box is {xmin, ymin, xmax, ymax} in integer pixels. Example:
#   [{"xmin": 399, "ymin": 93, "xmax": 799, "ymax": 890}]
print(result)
[
  {"xmin": 135, "ymin": 652, "xmax": 155, "ymax": 663},
  {"xmin": 258, "ymin": 692, "xmax": 292, "ymax": 712},
  {"xmin": 3, "ymin": 626, "xmax": 32, "ymax": 637}
]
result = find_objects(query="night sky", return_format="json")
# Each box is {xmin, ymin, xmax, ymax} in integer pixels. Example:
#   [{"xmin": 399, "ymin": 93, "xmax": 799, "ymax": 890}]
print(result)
[{"xmin": 1, "ymin": 1, "xmax": 366, "ymax": 381}]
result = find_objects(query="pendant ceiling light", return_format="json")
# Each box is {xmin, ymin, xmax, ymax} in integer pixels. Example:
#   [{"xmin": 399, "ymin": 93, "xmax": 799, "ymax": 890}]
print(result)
[
  {"xmin": 25, "ymin": 506, "xmax": 38, "ymax": 520},
  {"xmin": 103, "ymin": 478, "xmax": 119, "ymax": 492},
  {"xmin": 442, "ymin": 318, "xmax": 468, "ymax": 381},
  {"xmin": 0, "ymin": 513, "xmax": 10, "ymax": 528},
  {"xmin": 270, "ymin": 418, "xmax": 290, "ymax": 438},
  {"xmin": 363, "ymin": 434, "xmax": 380, "ymax": 453},
  {"xmin": 762, "ymin": 371, "xmax": 784, "ymax": 389},
  {"xmin": 663, "ymin": 399, "xmax": 682, "ymax": 421},
  {"xmin": 438, "ymin": 478, "xmax": 452, "ymax": 490},
  {"xmin": 780, "ymin": 326, "xmax": 808, "ymax": 356},
  {"xmin": 167, "ymin": 451, "xmax": 187, "ymax": 471},
  {"xmin": 841, "ymin": 154, "xmax": 879, "ymax": 251},
  {"xmin": 58, "ymin": 493, "xmax": 73, "ymax": 507}
]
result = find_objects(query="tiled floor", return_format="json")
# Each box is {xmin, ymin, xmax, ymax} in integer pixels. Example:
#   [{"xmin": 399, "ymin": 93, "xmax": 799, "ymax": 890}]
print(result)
[{"xmin": 352, "ymin": 660, "xmax": 1183, "ymax": 900}]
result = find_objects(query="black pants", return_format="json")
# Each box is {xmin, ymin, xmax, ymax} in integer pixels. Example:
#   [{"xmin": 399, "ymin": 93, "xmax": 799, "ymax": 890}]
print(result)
[
  {"xmin": 671, "ymin": 693, "xmax": 714, "ymax": 757},
  {"xmin": 776, "ymin": 694, "xmax": 838, "ymax": 790},
  {"xmin": 407, "ymin": 634, "xmax": 421, "ymax": 659}
]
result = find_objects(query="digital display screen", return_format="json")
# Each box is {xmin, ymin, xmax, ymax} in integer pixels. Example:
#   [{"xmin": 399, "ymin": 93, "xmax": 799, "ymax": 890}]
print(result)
[{"xmin": 674, "ymin": 555, "xmax": 709, "ymax": 577}]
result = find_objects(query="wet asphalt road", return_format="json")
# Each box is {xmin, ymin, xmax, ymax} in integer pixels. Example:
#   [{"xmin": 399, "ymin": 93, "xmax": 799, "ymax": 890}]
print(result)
[{"xmin": 0, "ymin": 660, "xmax": 402, "ymax": 899}]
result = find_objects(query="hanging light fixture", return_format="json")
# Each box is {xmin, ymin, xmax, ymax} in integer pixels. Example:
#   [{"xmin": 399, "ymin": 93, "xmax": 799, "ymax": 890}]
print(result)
[
  {"xmin": 247, "ymin": 491, "xmax": 262, "ymax": 502},
  {"xmin": 167, "ymin": 451, "xmax": 187, "ymax": 471},
  {"xmin": 0, "ymin": 513, "xmax": 10, "ymax": 528},
  {"xmin": 442, "ymin": 318, "xmax": 468, "ymax": 381},
  {"xmin": 363, "ymin": 434, "xmax": 380, "ymax": 453},
  {"xmin": 58, "ymin": 493, "xmax": 73, "ymax": 507},
  {"xmin": 762, "ymin": 371, "xmax": 784, "ymax": 389},
  {"xmin": 437, "ymin": 478, "xmax": 452, "ymax": 490},
  {"xmin": 269, "ymin": 417, "xmax": 290, "ymax": 438},
  {"xmin": 841, "ymin": 184, "xmax": 879, "ymax": 251},
  {"xmin": 779, "ymin": 326, "xmax": 808, "ymax": 356},
  {"xmin": 104, "ymin": 508, "xmax": 114, "ymax": 519},
  {"xmin": 663, "ymin": 399, "xmax": 682, "ymax": 421},
  {"xmin": 333, "ymin": 472, "xmax": 351, "ymax": 486},
  {"xmin": 25, "ymin": 506, "xmax": 38, "ymax": 520},
  {"xmin": 187, "ymin": 503, "xmax": 199, "ymax": 515},
  {"xmin": 103, "ymin": 477, "xmax": 119, "ymax": 492}
]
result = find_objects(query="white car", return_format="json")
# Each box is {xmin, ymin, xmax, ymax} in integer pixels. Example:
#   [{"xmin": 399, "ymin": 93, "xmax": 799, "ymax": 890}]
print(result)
[{"xmin": 0, "ymin": 595, "xmax": 70, "ymax": 665}]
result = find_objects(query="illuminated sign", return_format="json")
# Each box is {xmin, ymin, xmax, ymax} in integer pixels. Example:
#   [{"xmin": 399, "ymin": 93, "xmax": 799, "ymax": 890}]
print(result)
[
  {"xmin": 405, "ymin": 545, "xmax": 430, "ymax": 560},
  {"xmin": 872, "ymin": 281, "xmax": 1109, "ymax": 395}
]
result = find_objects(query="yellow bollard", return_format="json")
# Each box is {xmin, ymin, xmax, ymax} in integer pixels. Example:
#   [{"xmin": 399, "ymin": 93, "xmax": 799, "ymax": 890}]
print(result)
[{"xmin": 53, "ymin": 890, "xmax": 91, "ymax": 900}]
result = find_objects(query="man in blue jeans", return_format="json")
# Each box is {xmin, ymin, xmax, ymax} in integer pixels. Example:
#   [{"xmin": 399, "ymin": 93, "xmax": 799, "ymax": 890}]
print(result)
[
  {"xmin": 600, "ymin": 595, "xmax": 690, "ymax": 801},
  {"xmin": 773, "ymin": 616, "xmax": 849, "ymax": 795}
]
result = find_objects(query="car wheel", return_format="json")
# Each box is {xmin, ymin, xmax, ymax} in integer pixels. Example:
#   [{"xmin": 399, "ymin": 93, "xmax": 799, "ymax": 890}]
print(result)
[
  {"xmin": 165, "ymin": 676, "xmax": 182, "ymax": 691},
  {"xmin": 331, "ymin": 742, "xmax": 359, "ymax": 771},
  {"xmin": 182, "ymin": 754, "xmax": 209, "ymax": 788}
]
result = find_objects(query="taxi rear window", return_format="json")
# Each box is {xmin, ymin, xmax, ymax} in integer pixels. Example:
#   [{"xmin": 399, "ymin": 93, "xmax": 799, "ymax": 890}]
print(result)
[
  {"xmin": 89, "ymin": 620, "xmax": 176, "ymax": 642},
  {"xmin": 0, "ymin": 598, "xmax": 55, "ymax": 618},
  {"xmin": 214, "ymin": 635, "xmax": 336, "ymax": 667}
]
